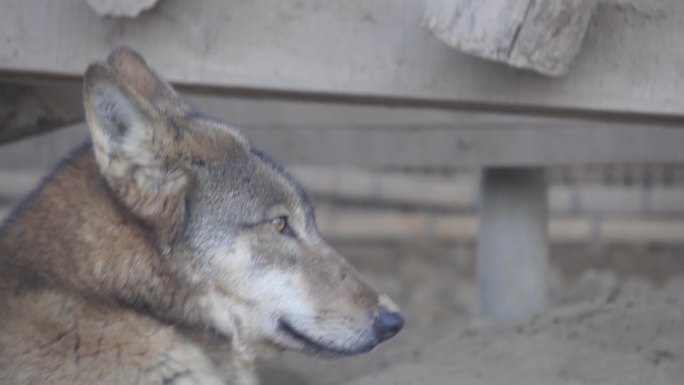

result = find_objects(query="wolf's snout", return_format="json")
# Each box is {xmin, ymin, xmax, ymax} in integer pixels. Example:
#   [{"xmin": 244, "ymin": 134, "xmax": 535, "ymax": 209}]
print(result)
[{"xmin": 372, "ymin": 309, "xmax": 404, "ymax": 342}]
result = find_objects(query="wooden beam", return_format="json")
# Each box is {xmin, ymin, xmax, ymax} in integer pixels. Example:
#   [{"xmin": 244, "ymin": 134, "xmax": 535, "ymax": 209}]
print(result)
[
  {"xmin": 1, "ymin": 77, "xmax": 684, "ymax": 166},
  {"xmin": 0, "ymin": 0, "xmax": 682, "ymax": 116},
  {"xmin": 239, "ymin": 121, "xmax": 684, "ymax": 168},
  {"xmin": 188, "ymin": 93, "xmax": 684, "ymax": 167}
]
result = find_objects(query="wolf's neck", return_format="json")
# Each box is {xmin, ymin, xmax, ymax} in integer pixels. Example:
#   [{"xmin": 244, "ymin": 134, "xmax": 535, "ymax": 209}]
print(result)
[{"xmin": 0, "ymin": 144, "xmax": 204, "ymax": 326}]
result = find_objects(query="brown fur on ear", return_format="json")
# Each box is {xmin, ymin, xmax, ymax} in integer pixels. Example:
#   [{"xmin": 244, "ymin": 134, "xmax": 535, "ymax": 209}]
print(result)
[
  {"xmin": 83, "ymin": 59, "xmax": 189, "ymax": 240},
  {"xmin": 106, "ymin": 46, "xmax": 192, "ymax": 116}
]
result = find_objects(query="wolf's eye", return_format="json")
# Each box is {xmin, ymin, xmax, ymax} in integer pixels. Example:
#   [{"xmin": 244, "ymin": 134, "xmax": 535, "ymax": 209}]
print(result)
[{"xmin": 272, "ymin": 216, "xmax": 296, "ymax": 237}]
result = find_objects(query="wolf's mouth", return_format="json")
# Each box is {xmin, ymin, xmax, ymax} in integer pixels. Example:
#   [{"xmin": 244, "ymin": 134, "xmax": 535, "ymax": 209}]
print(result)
[{"xmin": 277, "ymin": 318, "xmax": 376, "ymax": 357}]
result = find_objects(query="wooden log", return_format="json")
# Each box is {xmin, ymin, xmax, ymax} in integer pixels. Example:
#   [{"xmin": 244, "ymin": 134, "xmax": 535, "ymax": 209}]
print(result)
[
  {"xmin": 86, "ymin": 0, "xmax": 161, "ymax": 18},
  {"xmin": 509, "ymin": 0, "xmax": 598, "ymax": 75},
  {"xmin": 425, "ymin": 0, "xmax": 598, "ymax": 76}
]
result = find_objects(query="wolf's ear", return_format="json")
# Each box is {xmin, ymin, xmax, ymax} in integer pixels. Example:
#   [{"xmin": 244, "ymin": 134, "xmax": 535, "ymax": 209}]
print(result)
[
  {"xmin": 83, "ymin": 61, "xmax": 188, "ymax": 226},
  {"xmin": 106, "ymin": 47, "xmax": 192, "ymax": 114}
]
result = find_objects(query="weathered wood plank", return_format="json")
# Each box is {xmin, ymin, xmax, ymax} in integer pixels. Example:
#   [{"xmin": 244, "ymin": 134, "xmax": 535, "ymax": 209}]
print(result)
[
  {"xmin": 1, "ymin": 79, "xmax": 683, "ymax": 167},
  {"xmin": 0, "ymin": 0, "xmax": 682, "ymax": 116},
  {"xmin": 425, "ymin": 0, "xmax": 597, "ymax": 76},
  {"xmin": 241, "ymin": 121, "xmax": 684, "ymax": 167}
]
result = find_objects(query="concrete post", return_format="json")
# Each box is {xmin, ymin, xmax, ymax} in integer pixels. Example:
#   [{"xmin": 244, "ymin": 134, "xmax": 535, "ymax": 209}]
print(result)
[{"xmin": 478, "ymin": 167, "xmax": 548, "ymax": 320}]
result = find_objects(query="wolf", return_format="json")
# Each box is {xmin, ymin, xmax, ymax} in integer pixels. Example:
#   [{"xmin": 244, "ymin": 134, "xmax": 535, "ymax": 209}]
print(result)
[{"xmin": 0, "ymin": 47, "xmax": 403, "ymax": 385}]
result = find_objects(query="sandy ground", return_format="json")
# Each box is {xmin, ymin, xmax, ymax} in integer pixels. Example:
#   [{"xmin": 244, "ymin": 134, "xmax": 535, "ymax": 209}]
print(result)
[
  {"xmin": 258, "ymin": 243, "xmax": 684, "ymax": 385},
  {"xmin": 347, "ymin": 295, "xmax": 684, "ymax": 385}
]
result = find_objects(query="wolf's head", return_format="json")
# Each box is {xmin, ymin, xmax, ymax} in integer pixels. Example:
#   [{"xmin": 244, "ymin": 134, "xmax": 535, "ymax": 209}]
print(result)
[{"xmin": 82, "ymin": 47, "xmax": 402, "ymax": 357}]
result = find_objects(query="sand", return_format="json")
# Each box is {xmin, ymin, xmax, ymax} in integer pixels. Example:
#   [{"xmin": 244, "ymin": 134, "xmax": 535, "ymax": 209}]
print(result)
[
  {"xmin": 348, "ymin": 294, "xmax": 684, "ymax": 385},
  {"xmin": 259, "ymin": 244, "xmax": 684, "ymax": 385}
]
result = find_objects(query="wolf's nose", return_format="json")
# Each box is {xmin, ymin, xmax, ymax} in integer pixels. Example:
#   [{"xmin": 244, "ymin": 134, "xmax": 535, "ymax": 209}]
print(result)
[{"xmin": 373, "ymin": 309, "xmax": 404, "ymax": 342}]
